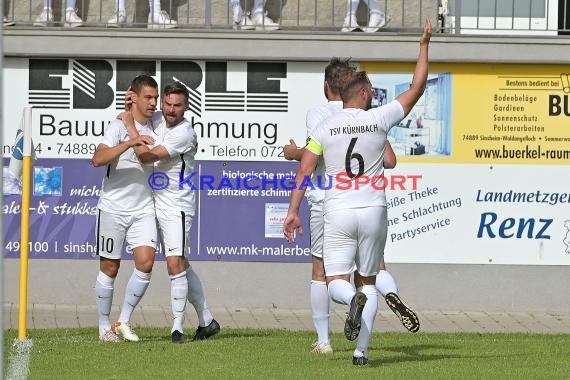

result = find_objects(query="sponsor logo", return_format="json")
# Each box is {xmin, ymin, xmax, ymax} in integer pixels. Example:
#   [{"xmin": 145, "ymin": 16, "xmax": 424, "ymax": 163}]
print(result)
[{"xmin": 28, "ymin": 59, "xmax": 289, "ymax": 115}]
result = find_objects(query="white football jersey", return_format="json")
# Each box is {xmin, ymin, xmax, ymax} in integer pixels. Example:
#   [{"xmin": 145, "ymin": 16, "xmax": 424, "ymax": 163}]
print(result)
[
  {"xmin": 304, "ymin": 100, "xmax": 342, "ymax": 203},
  {"xmin": 307, "ymin": 100, "xmax": 405, "ymax": 212},
  {"xmin": 97, "ymin": 119, "xmax": 154, "ymax": 214},
  {"xmin": 151, "ymin": 111, "xmax": 198, "ymax": 216}
]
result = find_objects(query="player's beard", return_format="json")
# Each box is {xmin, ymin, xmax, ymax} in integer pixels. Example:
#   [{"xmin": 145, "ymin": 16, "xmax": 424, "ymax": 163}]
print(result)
[{"xmin": 165, "ymin": 114, "xmax": 183, "ymax": 127}]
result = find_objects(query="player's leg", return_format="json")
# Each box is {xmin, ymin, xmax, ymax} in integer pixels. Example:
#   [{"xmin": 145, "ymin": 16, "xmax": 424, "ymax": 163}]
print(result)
[
  {"xmin": 308, "ymin": 201, "xmax": 332, "ymax": 353},
  {"xmin": 186, "ymin": 264, "xmax": 220, "ymax": 340},
  {"xmin": 96, "ymin": 258, "xmax": 120, "ymax": 342},
  {"xmin": 323, "ymin": 209, "xmax": 367, "ymax": 346},
  {"xmin": 351, "ymin": 206, "xmax": 387, "ymax": 366},
  {"xmin": 114, "ymin": 213, "xmax": 157, "ymax": 342},
  {"xmin": 95, "ymin": 209, "xmax": 126, "ymax": 342},
  {"xmin": 377, "ymin": 255, "xmax": 420, "ymax": 332},
  {"xmin": 376, "ymin": 257, "xmax": 398, "ymax": 296},
  {"xmin": 166, "ymin": 255, "xmax": 189, "ymax": 343},
  {"xmin": 159, "ymin": 209, "xmax": 190, "ymax": 343},
  {"xmin": 324, "ymin": 209, "xmax": 357, "ymax": 305},
  {"xmin": 178, "ymin": 212, "xmax": 219, "ymax": 341}
]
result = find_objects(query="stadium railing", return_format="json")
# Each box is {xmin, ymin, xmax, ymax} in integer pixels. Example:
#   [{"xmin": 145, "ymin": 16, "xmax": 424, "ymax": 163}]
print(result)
[{"xmin": 2, "ymin": 0, "xmax": 569, "ymax": 36}]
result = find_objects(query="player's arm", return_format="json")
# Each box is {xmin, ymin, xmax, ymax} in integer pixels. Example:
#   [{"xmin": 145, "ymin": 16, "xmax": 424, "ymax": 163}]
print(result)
[
  {"xmin": 284, "ymin": 139, "xmax": 305, "ymax": 161},
  {"xmin": 395, "ymin": 19, "xmax": 432, "ymax": 117},
  {"xmin": 284, "ymin": 138, "xmax": 320, "ymax": 242},
  {"xmin": 384, "ymin": 140, "xmax": 397, "ymax": 169},
  {"xmin": 288, "ymin": 148, "xmax": 318, "ymax": 214},
  {"xmin": 117, "ymin": 111, "xmax": 168, "ymax": 164},
  {"xmin": 136, "ymin": 146, "xmax": 170, "ymax": 164},
  {"xmin": 90, "ymin": 137, "xmax": 152, "ymax": 167}
]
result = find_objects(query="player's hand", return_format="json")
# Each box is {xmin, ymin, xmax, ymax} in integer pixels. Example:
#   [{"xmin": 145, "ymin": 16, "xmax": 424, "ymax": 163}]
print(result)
[
  {"xmin": 420, "ymin": 19, "xmax": 432, "ymax": 45},
  {"xmin": 117, "ymin": 111, "xmax": 135, "ymax": 128},
  {"xmin": 128, "ymin": 135, "xmax": 155, "ymax": 147},
  {"xmin": 283, "ymin": 139, "xmax": 298, "ymax": 161},
  {"xmin": 283, "ymin": 213, "xmax": 303, "ymax": 243},
  {"xmin": 125, "ymin": 87, "xmax": 135, "ymax": 111}
]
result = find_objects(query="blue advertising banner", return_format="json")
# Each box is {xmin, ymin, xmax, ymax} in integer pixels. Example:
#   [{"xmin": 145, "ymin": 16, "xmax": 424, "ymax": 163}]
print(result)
[
  {"xmin": 189, "ymin": 161, "xmax": 310, "ymax": 262},
  {"xmin": 3, "ymin": 158, "xmax": 311, "ymax": 262}
]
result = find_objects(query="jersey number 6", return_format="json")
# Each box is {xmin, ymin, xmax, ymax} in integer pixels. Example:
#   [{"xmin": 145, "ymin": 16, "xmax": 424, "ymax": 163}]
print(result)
[{"xmin": 345, "ymin": 137, "xmax": 364, "ymax": 178}]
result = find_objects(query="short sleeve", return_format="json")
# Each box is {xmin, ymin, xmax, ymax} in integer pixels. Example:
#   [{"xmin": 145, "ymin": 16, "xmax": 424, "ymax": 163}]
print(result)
[
  {"xmin": 100, "ymin": 120, "xmax": 125, "ymax": 148},
  {"xmin": 160, "ymin": 122, "xmax": 196, "ymax": 157},
  {"xmin": 305, "ymin": 108, "xmax": 324, "ymax": 138},
  {"xmin": 369, "ymin": 100, "xmax": 405, "ymax": 133}
]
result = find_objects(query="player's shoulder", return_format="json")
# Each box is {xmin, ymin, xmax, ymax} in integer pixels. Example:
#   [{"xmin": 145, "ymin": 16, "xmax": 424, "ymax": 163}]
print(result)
[
  {"xmin": 308, "ymin": 101, "xmax": 341, "ymax": 116},
  {"xmin": 370, "ymin": 99, "xmax": 404, "ymax": 115},
  {"xmin": 166, "ymin": 118, "xmax": 196, "ymax": 140},
  {"xmin": 106, "ymin": 119, "xmax": 125, "ymax": 132},
  {"xmin": 175, "ymin": 118, "xmax": 195, "ymax": 133}
]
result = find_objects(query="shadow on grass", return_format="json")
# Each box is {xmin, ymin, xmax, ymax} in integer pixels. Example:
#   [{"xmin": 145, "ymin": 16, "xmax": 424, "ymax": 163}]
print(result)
[
  {"xmin": 133, "ymin": 327, "xmax": 290, "ymax": 343},
  {"xmin": 328, "ymin": 342, "xmax": 534, "ymax": 368}
]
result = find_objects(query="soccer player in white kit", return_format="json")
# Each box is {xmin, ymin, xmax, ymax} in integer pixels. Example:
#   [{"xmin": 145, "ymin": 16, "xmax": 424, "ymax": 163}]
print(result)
[
  {"xmin": 284, "ymin": 20, "xmax": 431, "ymax": 365},
  {"xmin": 284, "ymin": 58, "xmax": 418, "ymax": 355},
  {"xmin": 120, "ymin": 81, "xmax": 219, "ymax": 343},
  {"xmin": 91, "ymin": 74, "xmax": 159, "ymax": 342}
]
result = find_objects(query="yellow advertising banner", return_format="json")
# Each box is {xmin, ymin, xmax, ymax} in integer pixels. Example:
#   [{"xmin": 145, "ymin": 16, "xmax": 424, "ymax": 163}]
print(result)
[
  {"xmin": 361, "ymin": 62, "xmax": 570, "ymax": 265},
  {"xmin": 361, "ymin": 62, "xmax": 570, "ymax": 165}
]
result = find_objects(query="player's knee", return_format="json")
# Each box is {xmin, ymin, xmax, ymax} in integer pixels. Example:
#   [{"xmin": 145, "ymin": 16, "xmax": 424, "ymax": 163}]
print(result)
[
  {"xmin": 100, "ymin": 259, "xmax": 120, "ymax": 277},
  {"xmin": 312, "ymin": 266, "xmax": 326, "ymax": 281},
  {"xmin": 311, "ymin": 257, "xmax": 325, "ymax": 280},
  {"xmin": 166, "ymin": 258, "xmax": 185, "ymax": 276},
  {"xmin": 135, "ymin": 259, "xmax": 154, "ymax": 273}
]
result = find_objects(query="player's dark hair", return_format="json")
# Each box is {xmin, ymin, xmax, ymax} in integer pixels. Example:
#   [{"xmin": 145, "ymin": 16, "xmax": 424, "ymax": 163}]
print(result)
[
  {"xmin": 163, "ymin": 81, "xmax": 190, "ymax": 103},
  {"xmin": 130, "ymin": 74, "xmax": 158, "ymax": 95},
  {"xmin": 324, "ymin": 57, "xmax": 356, "ymax": 96},
  {"xmin": 340, "ymin": 70, "xmax": 371, "ymax": 102}
]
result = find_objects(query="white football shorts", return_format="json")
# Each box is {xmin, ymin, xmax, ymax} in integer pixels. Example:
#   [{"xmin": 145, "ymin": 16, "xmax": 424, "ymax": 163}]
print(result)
[
  {"xmin": 95, "ymin": 209, "xmax": 157, "ymax": 260},
  {"xmin": 323, "ymin": 206, "xmax": 387, "ymax": 277},
  {"xmin": 156, "ymin": 208, "xmax": 193, "ymax": 257},
  {"xmin": 309, "ymin": 200, "xmax": 324, "ymax": 258}
]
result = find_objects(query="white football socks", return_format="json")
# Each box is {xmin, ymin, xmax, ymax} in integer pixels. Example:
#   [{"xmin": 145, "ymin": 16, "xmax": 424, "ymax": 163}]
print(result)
[
  {"xmin": 355, "ymin": 285, "xmax": 378, "ymax": 358},
  {"xmin": 170, "ymin": 271, "xmax": 188, "ymax": 333},
  {"xmin": 186, "ymin": 266, "xmax": 213, "ymax": 327},
  {"xmin": 310, "ymin": 280, "xmax": 330, "ymax": 345},
  {"xmin": 95, "ymin": 271, "xmax": 115, "ymax": 335},
  {"xmin": 376, "ymin": 270, "xmax": 398, "ymax": 298},
  {"xmin": 118, "ymin": 269, "xmax": 151, "ymax": 323}
]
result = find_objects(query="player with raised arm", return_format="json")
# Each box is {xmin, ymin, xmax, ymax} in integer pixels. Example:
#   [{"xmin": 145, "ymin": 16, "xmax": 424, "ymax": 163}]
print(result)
[
  {"xmin": 284, "ymin": 58, "xmax": 418, "ymax": 354},
  {"xmin": 284, "ymin": 20, "xmax": 431, "ymax": 365}
]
